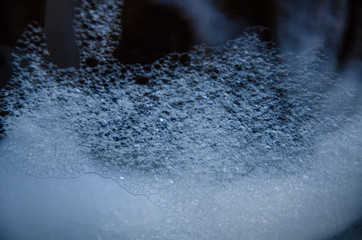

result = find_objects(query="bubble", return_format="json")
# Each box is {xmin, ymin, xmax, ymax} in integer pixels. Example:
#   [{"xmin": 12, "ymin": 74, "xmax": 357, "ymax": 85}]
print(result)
[{"xmin": 0, "ymin": 0, "xmax": 361, "ymax": 239}]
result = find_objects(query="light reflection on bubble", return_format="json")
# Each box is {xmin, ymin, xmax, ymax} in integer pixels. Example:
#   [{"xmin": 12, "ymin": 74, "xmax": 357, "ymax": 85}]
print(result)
[{"xmin": 0, "ymin": 0, "xmax": 361, "ymax": 239}]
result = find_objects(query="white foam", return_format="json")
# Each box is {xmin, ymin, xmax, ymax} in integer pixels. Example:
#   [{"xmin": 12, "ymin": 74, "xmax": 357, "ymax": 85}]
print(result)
[{"xmin": 0, "ymin": 0, "xmax": 361, "ymax": 238}]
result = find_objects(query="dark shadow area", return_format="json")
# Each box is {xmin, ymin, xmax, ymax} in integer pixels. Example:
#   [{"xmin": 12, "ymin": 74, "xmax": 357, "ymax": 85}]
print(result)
[
  {"xmin": 0, "ymin": 46, "xmax": 12, "ymax": 89},
  {"xmin": 337, "ymin": 0, "xmax": 362, "ymax": 69},
  {"xmin": 326, "ymin": 218, "xmax": 362, "ymax": 240},
  {"xmin": 113, "ymin": 0, "xmax": 197, "ymax": 65},
  {"xmin": 0, "ymin": 0, "xmax": 80, "ymax": 89},
  {"xmin": 0, "ymin": 0, "xmax": 46, "ymax": 88},
  {"xmin": 211, "ymin": 0, "xmax": 277, "ymax": 41},
  {"xmin": 1, "ymin": 0, "xmax": 361, "ymax": 86},
  {"xmin": 45, "ymin": 0, "xmax": 80, "ymax": 69}
]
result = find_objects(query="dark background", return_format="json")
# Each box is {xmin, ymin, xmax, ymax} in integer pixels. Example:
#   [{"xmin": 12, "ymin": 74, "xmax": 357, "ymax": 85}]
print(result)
[{"xmin": 1, "ymin": 0, "xmax": 361, "ymax": 89}]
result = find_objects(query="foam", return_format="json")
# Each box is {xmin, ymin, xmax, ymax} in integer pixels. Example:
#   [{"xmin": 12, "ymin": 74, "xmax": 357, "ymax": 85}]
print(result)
[
  {"xmin": 0, "ymin": 0, "xmax": 361, "ymax": 238},
  {"xmin": 0, "ymin": 157, "xmax": 163, "ymax": 239}
]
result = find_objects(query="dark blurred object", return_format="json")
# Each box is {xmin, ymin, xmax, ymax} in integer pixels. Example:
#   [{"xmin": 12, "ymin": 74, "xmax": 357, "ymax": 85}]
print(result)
[
  {"xmin": 45, "ymin": 0, "xmax": 80, "ymax": 69},
  {"xmin": 211, "ymin": 0, "xmax": 277, "ymax": 41},
  {"xmin": 0, "ymin": 0, "xmax": 80, "ymax": 89},
  {"xmin": 0, "ymin": 0, "xmax": 46, "ymax": 46},
  {"xmin": 337, "ymin": 0, "xmax": 362, "ymax": 69},
  {"xmin": 276, "ymin": 0, "xmax": 362, "ymax": 69},
  {"xmin": 113, "ymin": 0, "xmax": 196, "ymax": 64},
  {"xmin": 326, "ymin": 218, "xmax": 362, "ymax": 240},
  {"xmin": 0, "ymin": 0, "xmax": 46, "ymax": 88},
  {"xmin": 0, "ymin": 0, "xmax": 361, "ymax": 87},
  {"xmin": 113, "ymin": 0, "xmax": 277, "ymax": 65},
  {"xmin": 0, "ymin": 45, "xmax": 12, "ymax": 89}
]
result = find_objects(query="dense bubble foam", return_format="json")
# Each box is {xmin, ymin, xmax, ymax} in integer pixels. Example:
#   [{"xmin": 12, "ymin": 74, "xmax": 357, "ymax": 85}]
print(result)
[{"xmin": 0, "ymin": 0, "xmax": 361, "ymax": 239}]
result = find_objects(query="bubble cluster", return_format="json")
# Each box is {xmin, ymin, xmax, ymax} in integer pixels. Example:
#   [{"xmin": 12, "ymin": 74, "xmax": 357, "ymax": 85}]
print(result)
[
  {"xmin": 0, "ymin": 0, "xmax": 358, "ymax": 180},
  {"xmin": 0, "ymin": 0, "xmax": 361, "ymax": 239}
]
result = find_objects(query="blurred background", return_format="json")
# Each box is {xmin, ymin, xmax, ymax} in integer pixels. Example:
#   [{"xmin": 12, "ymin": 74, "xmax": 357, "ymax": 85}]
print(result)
[{"xmin": 0, "ymin": 0, "xmax": 361, "ymax": 88}]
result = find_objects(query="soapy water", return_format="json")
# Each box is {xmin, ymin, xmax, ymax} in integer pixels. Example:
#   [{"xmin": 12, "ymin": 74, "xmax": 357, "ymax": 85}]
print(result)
[
  {"xmin": 0, "ymin": 158, "xmax": 163, "ymax": 240},
  {"xmin": 0, "ymin": 0, "xmax": 362, "ymax": 239}
]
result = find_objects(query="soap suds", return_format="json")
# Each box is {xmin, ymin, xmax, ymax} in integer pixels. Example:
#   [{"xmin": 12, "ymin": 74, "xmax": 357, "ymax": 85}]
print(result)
[{"xmin": 0, "ymin": 0, "xmax": 361, "ymax": 239}]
